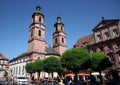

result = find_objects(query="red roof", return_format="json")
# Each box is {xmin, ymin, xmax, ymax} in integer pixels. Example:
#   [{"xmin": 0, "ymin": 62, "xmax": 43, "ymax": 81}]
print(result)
[
  {"xmin": 0, "ymin": 53, "xmax": 9, "ymax": 60},
  {"xmin": 75, "ymin": 34, "xmax": 93, "ymax": 48}
]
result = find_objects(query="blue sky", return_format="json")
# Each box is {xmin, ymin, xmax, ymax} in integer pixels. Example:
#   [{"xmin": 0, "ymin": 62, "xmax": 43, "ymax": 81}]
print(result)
[{"xmin": 0, "ymin": 0, "xmax": 120, "ymax": 59}]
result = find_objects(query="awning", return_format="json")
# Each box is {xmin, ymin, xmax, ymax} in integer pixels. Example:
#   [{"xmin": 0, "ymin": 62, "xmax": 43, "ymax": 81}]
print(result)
[{"xmin": 78, "ymin": 73, "xmax": 89, "ymax": 76}]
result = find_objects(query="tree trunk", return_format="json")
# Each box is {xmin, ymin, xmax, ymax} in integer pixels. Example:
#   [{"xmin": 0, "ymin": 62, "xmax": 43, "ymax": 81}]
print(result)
[
  {"xmin": 38, "ymin": 72, "xmax": 40, "ymax": 80},
  {"xmin": 74, "ymin": 72, "xmax": 78, "ymax": 81},
  {"xmin": 58, "ymin": 72, "xmax": 62, "ymax": 80},
  {"xmin": 90, "ymin": 70, "xmax": 92, "ymax": 76},
  {"xmin": 99, "ymin": 71, "xmax": 103, "ymax": 85}
]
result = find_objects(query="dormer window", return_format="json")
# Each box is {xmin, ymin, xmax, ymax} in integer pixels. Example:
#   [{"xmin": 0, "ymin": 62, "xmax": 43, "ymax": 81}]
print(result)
[
  {"xmin": 37, "ymin": 56, "xmax": 41, "ymax": 59},
  {"xmin": 82, "ymin": 42, "xmax": 88, "ymax": 47}
]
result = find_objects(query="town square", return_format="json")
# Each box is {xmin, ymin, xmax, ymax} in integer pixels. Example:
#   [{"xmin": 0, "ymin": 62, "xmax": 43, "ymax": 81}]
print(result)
[{"xmin": 0, "ymin": 0, "xmax": 120, "ymax": 85}]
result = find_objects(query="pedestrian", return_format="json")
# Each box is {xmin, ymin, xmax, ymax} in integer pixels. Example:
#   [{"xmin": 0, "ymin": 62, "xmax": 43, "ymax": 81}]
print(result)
[{"xmin": 88, "ymin": 75, "xmax": 98, "ymax": 85}]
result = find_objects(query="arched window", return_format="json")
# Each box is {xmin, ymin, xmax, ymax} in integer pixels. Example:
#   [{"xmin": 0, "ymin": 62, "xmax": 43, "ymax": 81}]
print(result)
[
  {"xmin": 39, "ymin": 17, "xmax": 41, "ymax": 22},
  {"xmin": 55, "ymin": 38, "xmax": 57, "ymax": 44},
  {"xmin": 56, "ymin": 27, "xmax": 58, "ymax": 31},
  {"xmin": 31, "ymin": 30, "xmax": 33, "ymax": 37},
  {"xmin": 61, "ymin": 26, "xmax": 63, "ymax": 30},
  {"xmin": 62, "ymin": 37, "xmax": 64, "ymax": 43},
  {"xmin": 38, "ymin": 30, "xmax": 41, "ymax": 36},
  {"xmin": 37, "ymin": 57, "xmax": 41, "ymax": 59}
]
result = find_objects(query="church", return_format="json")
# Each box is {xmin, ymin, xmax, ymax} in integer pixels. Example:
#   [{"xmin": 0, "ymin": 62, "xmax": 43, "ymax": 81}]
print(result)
[{"xmin": 9, "ymin": 5, "xmax": 67, "ymax": 78}]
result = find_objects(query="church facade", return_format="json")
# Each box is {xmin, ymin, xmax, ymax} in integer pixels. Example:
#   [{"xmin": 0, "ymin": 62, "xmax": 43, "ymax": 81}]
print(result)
[{"xmin": 9, "ymin": 5, "xmax": 67, "ymax": 78}]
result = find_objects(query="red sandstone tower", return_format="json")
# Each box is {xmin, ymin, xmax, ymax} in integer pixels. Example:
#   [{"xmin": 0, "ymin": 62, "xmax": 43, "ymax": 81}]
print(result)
[
  {"xmin": 28, "ymin": 5, "xmax": 46, "ymax": 60},
  {"xmin": 53, "ymin": 16, "xmax": 67, "ymax": 55}
]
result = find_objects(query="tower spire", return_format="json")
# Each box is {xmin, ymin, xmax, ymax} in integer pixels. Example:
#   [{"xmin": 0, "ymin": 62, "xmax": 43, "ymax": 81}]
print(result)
[
  {"xmin": 36, "ymin": 5, "xmax": 41, "ymax": 13},
  {"xmin": 57, "ymin": 16, "xmax": 61, "ymax": 23}
]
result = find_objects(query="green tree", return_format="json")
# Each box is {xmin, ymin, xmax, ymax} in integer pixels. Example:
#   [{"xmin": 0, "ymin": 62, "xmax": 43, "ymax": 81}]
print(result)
[
  {"xmin": 25, "ymin": 62, "xmax": 34, "ymax": 79},
  {"xmin": 43, "ymin": 56, "xmax": 61, "ymax": 78},
  {"xmin": 57, "ymin": 61, "xmax": 66, "ymax": 80},
  {"xmin": 90, "ymin": 52, "xmax": 112, "ymax": 85},
  {"xmin": 33, "ymin": 59, "xmax": 43, "ymax": 79},
  {"xmin": 61, "ymin": 48, "xmax": 91, "ymax": 81}
]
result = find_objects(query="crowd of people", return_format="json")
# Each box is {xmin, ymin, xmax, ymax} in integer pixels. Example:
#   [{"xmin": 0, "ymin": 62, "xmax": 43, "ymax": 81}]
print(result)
[{"xmin": 29, "ymin": 70, "xmax": 120, "ymax": 85}]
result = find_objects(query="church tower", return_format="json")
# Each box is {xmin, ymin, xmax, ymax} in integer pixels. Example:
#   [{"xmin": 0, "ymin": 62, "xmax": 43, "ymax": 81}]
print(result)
[
  {"xmin": 28, "ymin": 5, "xmax": 46, "ymax": 60},
  {"xmin": 53, "ymin": 16, "xmax": 67, "ymax": 55}
]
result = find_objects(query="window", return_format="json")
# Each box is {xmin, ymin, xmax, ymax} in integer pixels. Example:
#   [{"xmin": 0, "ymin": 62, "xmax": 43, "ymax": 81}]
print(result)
[
  {"xmin": 108, "ymin": 53, "xmax": 115, "ymax": 64},
  {"xmin": 82, "ymin": 42, "xmax": 88, "ymax": 47},
  {"xmin": 99, "ymin": 47, "xmax": 103, "ymax": 52},
  {"xmin": 37, "ymin": 56, "xmax": 41, "ymax": 59},
  {"xmin": 31, "ymin": 30, "xmax": 33, "ymax": 37},
  {"xmin": 39, "ymin": 17, "xmax": 41, "ymax": 22},
  {"xmin": 97, "ymin": 35, "xmax": 101, "ymax": 41},
  {"xmin": 22, "ymin": 66, "xmax": 25, "ymax": 75},
  {"xmin": 61, "ymin": 26, "xmax": 63, "ymax": 30},
  {"xmin": 19, "ymin": 66, "xmax": 21, "ymax": 75},
  {"xmin": 104, "ymin": 32, "xmax": 109, "ymax": 38},
  {"xmin": 55, "ymin": 38, "xmax": 57, "ymax": 44},
  {"xmin": 16, "ymin": 67, "xmax": 18, "ymax": 75},
  {"xmin": 113, "ymin": 29, "xmax": 118, "ymax": 36},
  {"xmin": 1, "ymin": 60, "xmax": 3, "ymax": 64},
  {"xmin": 3, "ymin": 66, "xmax": 5, "ymax": 69},
  {"xmin": 14, "ymin": 67, "xmax": 15, "ymax": 74},
  {"xmin": 55, "ymin": 27, "xmax": 58, "ymax": 31},
  {"xmin": 62, "ymin": 38, "xmax": 64, "ymax": 43},
  {"xmin": 116, "ymin": 42, "xmax": 120, "ymax": 48},
  {"xmin": 107, "ymin": 44, "xmax": 112, "ymax": 50},
  {"xmin": 38, "ymin": 30, "xmax": 41, "ymax": 36},
  {"xmin": 92, "ymin": 49, "xmax": 96, "ymax": 53}
]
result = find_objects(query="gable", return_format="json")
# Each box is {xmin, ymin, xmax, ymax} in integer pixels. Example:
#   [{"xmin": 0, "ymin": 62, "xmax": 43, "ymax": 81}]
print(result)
[{"xmin": 92, "ymin": 19, "xmax": 120, "ymax": 32}]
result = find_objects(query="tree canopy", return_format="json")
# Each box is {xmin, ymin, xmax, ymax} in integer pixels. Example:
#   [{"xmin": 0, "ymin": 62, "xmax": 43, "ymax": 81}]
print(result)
[
  {"xmin": 43, "ymin": 56, "xmax": 61, "ymax": 73},
  {"xmin": 61, "ymin": 48, "xmax": 91, "ymax": 80},
  {"xmin": 25, "ymin": 62, "xmax": 34, "ymax": 77},
  {"xmin": 90, "ymin": 52, "xmax": 112, "ymax": 85},
  {"xmin": 61, "ymin": 48, "xmax": 91, "ymax": 72},
  {"xmin": 33, "ymin": 59, "xmax": 43, "ymax": 73},
  {"xmin": 90, "ymin": 52, "xmax": 112, "ymax": 71}
]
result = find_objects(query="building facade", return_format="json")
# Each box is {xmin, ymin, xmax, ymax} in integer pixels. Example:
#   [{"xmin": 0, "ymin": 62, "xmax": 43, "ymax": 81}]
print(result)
[
  {"xmin": 74, "ymin": 18, "xmax": 120, "ymax": 70},
  {"xmin": 0, "ymin": 53, "xmax": 9, "ymax": 77},
  {"xmin": 9, "ymin": 5, "xmax": 67, "ymax": 78}
]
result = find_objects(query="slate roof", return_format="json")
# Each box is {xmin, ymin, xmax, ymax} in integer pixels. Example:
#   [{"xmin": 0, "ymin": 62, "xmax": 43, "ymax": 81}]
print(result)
[
  {"xmin": 45, "ymin": 47, "xmax": 60, "ymax": 55},
  {"xmin": 10, "ymin": 52, "xmax": 28, "ymax": 62}
]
